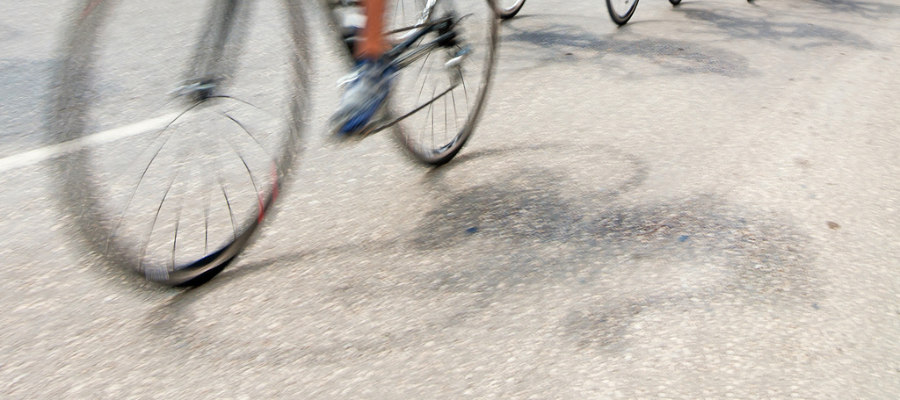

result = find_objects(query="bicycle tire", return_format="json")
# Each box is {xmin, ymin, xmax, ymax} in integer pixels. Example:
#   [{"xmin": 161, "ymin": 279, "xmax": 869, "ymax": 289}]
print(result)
[
  {"xmin": 385, "ymin": 0, "xmax": 499, "ymax": 166},
  {"xmin": 48, "ymin": 0, "xmax": 309, "ymax": 286},
  {"xmin": 669, "ymin": 0, "xmax": 681, "ymax": 5},
  {"xmin": 606, "ymin": 0, "xmax": 639, "ymax": 26},
  {"xmin": 496, "ymin": 0, "xmax": 527, "ymax": 19}
]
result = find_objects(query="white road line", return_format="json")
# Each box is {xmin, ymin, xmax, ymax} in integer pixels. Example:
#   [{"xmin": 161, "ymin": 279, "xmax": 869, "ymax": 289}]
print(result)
[{"xmin": 0, "ymin": 113, "xmax": 179, "ymax": 173}]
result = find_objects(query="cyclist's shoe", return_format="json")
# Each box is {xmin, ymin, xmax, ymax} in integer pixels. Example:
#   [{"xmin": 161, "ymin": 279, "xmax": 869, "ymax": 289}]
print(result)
[{"xmin": 331, "ymin": 57, "xmax": 395, "ymax": 137}]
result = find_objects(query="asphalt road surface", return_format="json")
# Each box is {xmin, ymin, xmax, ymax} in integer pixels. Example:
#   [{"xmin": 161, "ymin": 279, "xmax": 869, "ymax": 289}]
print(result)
[{"xmin": 2, "ymin": 0, "xmax": 899, "ymax": 398}]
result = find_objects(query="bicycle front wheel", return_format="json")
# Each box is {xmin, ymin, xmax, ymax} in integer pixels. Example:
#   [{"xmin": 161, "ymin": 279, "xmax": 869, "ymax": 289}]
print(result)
[
  {"xmin": 48, "ymin": 0, "xmax": 308, "ymax": 285},
  {"xmin": 496, "ymin": 0, "xmax": 527, "ymax": 19},
  {"xmin": 385, "ymin": 0, "xmax": 499, "ymax": 165},
  {"xmin": 606, "ymin": 0, "xmax": 639, "ymax": 26}
]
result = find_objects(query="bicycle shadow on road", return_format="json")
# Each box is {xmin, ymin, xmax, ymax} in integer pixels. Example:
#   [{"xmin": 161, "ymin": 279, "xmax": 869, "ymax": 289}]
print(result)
[
  {"xmin": 144, "ymin": 142, "xmax": 821, "ymax": 367},
  {"xmin": 498, "ymin": 1, "xmax": 879, "ymax": 76},
  {"xmin": 673, "ymin": 6, "xmax": 875, "ymax": 50},
  {"xmin": 805, "ymin": 0, "xmax": 900, "ymax": 20},
  {"xmin": 497, "ymin": 16, "xmax": 752, "ymax": 77}
]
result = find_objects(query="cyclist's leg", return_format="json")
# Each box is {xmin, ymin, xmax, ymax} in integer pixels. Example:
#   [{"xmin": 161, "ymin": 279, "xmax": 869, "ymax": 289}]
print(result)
[
  {"xmin": 332, "ymin": 0, "xmax": 394, "ymax": 136},
  {"xmin": 357, "ymin": 0, "xmax": 387, "ymax": 59}
]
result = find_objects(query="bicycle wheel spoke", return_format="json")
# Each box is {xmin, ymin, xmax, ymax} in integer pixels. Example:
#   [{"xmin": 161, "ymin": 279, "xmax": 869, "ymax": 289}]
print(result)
[
  {"xmin": 457, "ymin": 68, "xmax": 470, "ymax": 110},
  {"xmin": 171, "ymin": 201, "xmax": 183, "ymax": 269},
  {"xmin": 106, "ymin": 120, "xmax": 181, "ymax": 254},
  {"xmin": 138, "ymin": 171, "xmax": 179, "ymax": 270},
  {"xmin": 219, "ymin": 179, "xmax": 238, "ymax": 242},
  {"xmin": 450, "ymin": 83, "xmax": 459, "ymax": 134},
  {"xmin": 204, "ymin": 194, "xmax": 211, "ymax": 255},
  {"xmin": 430, "ymin": 86, "xmax": 437, "ymax": 148},
  {"xmin": 443, "ymin": 88, "xmax": 448, "ymax": 142},
  {"xmin": 221, "ymin": 111, "xmax": 274, "ymax": 163},
  {"xmin": 414, "ymin": 48, "xmax": 434, "ymax": 95}
]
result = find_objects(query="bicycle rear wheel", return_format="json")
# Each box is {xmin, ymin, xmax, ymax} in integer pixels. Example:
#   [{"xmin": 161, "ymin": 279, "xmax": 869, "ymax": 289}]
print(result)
[
  {"xmin": 606, "ymin": 0, "xmax": 639, "ymax": 26},
  {"xmin": 48, "ymin": 0, "xmax": 308, "ymax": 285},
  {"xmin": 496, "ymin": 0, "xmax": 527, "ymax": 19},
  {"xmin": 384, "ymin": 0, "xmax": 499, "ymax": 165}
]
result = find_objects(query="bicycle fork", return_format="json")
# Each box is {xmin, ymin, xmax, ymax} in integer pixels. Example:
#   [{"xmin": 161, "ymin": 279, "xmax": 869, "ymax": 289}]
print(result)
[{"xmin": 173, "ymin": 0, "xmax": 247, "ymax": 103}]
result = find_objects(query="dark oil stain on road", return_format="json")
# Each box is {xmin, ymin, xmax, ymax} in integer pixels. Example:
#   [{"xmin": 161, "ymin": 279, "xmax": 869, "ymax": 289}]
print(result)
[{"xmin": 410, "ymin": 157, "xmax": 817, "ymax": 351}]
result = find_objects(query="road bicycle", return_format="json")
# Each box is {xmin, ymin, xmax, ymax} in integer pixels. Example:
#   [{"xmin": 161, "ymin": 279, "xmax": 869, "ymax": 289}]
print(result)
[
  {"xmin": 490, "ymin": 0, "xmax": 666, "ymax": 26},
  {"xmin": 48, "ymin": 0, "xmax": 498, "ymax": 286},
  {"xmin": 607, "ymin": 0, "xmax": 754, "ymax": 26},
  {"xmin": 496, "ymin": 0, "xmax": 752, "ymax": 27}
]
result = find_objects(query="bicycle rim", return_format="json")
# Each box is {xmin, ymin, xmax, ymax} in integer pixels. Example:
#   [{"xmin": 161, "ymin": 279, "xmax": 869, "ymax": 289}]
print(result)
[
  {"xmin": 496, "ymin": 0, "xmax": 527, "ymax": 19},
  {"xmin": 606, "ymin": 0, "xmax": 639, "ymax": 26}
]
